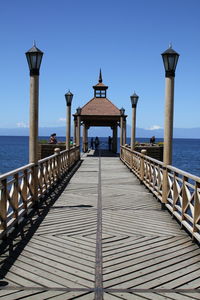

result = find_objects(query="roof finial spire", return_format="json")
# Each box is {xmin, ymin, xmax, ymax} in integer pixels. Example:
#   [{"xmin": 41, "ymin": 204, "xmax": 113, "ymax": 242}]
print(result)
[{"xmin": 99, "ymin": 68, "xmax": 102, "ymax": 83}]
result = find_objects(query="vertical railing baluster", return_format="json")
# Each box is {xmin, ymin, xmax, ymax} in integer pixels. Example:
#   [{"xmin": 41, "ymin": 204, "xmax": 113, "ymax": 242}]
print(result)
[
  {"xmin": 54, "ymin": 148, "xmax": 61, "ymax": 181},
  {"xmin": 181, "ymin": 176, "xmax": 188, "ymax": 224},
  {"xmin": 22, "ymin": 169, "xmax": 28, "ymax": 210},
  {"xmin": 13, "ymin": 173, "xmax": 19, "ymax": 219},
  {"xmin": 173, "ymin": 172, "xmax": 178, "ymax": 212},
  {"xmin": 162, "ymin": 166, "xmax": 169, "ymax": 208},
  {"xmin": 193, "ymin": 182, "xmax": 200, "ymax": 234},
  {"xmin": 140, "ymin": 149, "xmax": 147, "ymax": 182},
  {"xmin": 0, "ymin": 179, "xmax": 7, "ymax": 230},
  {"xmin": 157, "ymin": 165, "xmax": 162, "ymax": 197},
  {"xmin": 31, "ymin": 164, "xmax": 38, "ymax": 203}
]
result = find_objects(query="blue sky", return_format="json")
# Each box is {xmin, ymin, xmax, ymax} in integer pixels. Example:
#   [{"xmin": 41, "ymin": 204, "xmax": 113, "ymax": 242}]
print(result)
[{"xmin": 0, "ymin": 0, "xmax": 200, "ymax": 133}]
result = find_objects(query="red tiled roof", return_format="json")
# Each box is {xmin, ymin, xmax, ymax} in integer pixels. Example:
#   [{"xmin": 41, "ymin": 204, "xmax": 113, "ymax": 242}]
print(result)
[
  {"xmin": 81, "ymin": 97, "xmax": 121, "ymax": 116},
  {"xmin": 93, "ymin": 82, "xmax": 108, "ymax": 88}
]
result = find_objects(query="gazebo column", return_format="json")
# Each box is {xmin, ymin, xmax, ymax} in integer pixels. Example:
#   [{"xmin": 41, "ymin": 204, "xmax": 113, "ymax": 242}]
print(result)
[
  {"xmin": 73, "ymin": 118, "xmax": 77, "ymax": 145},
  {"xmin": 112, "ymin": 125, "xmax": 118, "ymax": 153},
  {"xmin": 76, "ymin": 107, "xmax": 81, "ymax": 148},
  {"xmin": 86, "ymin": 126, "xmax": 89, "ymax": 152},
  {"xmin": 77, "ymin": 116, "xmax": 81, "ymax": 147},
  {"xmin": 123, "ymin": 117, "xmax": 126, "ymax": 145},
  {"xmin": 83, "ymin": 124, "xmax": 87, "ymax": 152},
  {"xmin": 120, "ymin": 116, "xmax": 124, "ymax": 147}
]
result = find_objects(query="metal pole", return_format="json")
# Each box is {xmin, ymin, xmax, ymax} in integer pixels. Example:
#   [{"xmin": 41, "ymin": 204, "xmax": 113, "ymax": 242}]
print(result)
[
  {"xmin": 66, "ymin": 105, "xmax": 71, "ymax": 150},
  {"xmin": 162, "ymin": 76, "xmax": 175, "ymax": 206},
  {"xmin": 123, "ymin": 118, "xmax": 126, "ymax": 145},
  {"xmin": 120, "ymin": 116, "xmax": 123, "ymax": 146},
  {"xmin": 163, "ymin": 76, "xmax": 174, "ymax": 165},
  {"xmin": 113, "ymin": 126, "xmax": 117, "ymax": 153},
  {"xmin": 74, "ymin": 118, "xmax": 77, "ymax": 145},
  {"xmin": 29, "ymin": 75, "xmax": 39, "ymax": 164},
  {"xmin": 77, "ymin": 115, "xmax": 81, "ymax": 147},
  {"xmin": 83, "ymin": 124, "xmax": 86, "ymax": 152},
  {"xmin": 131, "ymin": 106, "xmax": 136, "ymax": 150}
]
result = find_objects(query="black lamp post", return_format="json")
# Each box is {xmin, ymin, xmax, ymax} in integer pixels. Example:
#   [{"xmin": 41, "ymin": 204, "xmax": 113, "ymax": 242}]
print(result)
[
  {"xmin": 77, "ymin": 107, "xmax": 82, "ymax": 115},
  {"xmin": 161, "ymin": 45, "xmax": 179, "ymax": 206},
  {"xmin": 25, "ymin": 43, "xmax": 43, "ymax": 164},
  {"xmin": 130, "ymin": 92, "xmax": 139, "ymax": 150},
  {"xmin": 65, "ymin": 91, "xmax": 73, "ymax": 106},
  {"xmin": 120, "ymin": 107, "xmax": 125, "ymax": 115},
  {"xmin": 65, "ymin": 91, "xmax": 73, "ymax": 150},
  {"xmin": 161, "ymin": 45, "xmax": 179, "ymax": 78},
  {"xmin": 130, "ymin": 92, "xmax": 139, "ymax": 108},
  {"xmin": 26, "ymin": 43, "xmax": 43, "ymax": 76},
  {"xmin": 161, "ymin": 45, "xmax": 179, "ymax": 165}
]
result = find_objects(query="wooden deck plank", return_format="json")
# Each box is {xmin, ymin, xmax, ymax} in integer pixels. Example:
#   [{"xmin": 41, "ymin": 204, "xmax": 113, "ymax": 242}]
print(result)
[{"xmin": 1, "ymin": 154, "xmax": 200, "ymax": 299}]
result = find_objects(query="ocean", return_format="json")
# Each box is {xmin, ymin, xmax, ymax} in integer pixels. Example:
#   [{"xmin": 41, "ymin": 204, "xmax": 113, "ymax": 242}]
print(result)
[{"xmin": 0, "ymin": 136, "xmax": 200, "ymax": 177}]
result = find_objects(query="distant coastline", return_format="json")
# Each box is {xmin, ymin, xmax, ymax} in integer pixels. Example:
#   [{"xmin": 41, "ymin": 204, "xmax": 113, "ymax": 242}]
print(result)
[
  {"xmin": 0, "ymin": 126, "xmax": 200, "ymax": 139},
  {"xmin": 0, "ymin": 136, "xmax": 200, "ymax": 177},
  {"xmin": 0, "ymin": 135, "xmax": 200, "ymax": 140}
]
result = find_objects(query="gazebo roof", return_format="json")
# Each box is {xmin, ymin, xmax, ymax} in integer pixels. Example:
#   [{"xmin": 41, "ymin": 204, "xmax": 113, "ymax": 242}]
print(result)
[
  {"xmin": 81, "ymin": 97, "xmax": 121, "ymax": 116},
  {"xmin": 73, "ymin": 71, "xmax": 126, "ymax": 127}
]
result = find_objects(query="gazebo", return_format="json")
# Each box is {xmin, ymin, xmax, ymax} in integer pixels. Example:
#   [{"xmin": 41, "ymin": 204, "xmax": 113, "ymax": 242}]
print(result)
[{"xmin": 73, "ymin": 71, "xmax": 127, "ymax": 152}]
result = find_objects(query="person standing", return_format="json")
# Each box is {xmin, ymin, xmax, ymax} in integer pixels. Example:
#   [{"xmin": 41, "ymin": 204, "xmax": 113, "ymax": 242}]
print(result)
[
  {"xmin": 150, "ymin": 136, "xmax": 155, "ymax": 145},
  {"xmin": 49, "ymin": 133, "xmax": 57, "ymax": 144},
  {"xmin": 90, "ymin": 137, "xmax": 94, "ymax": 149},
  {"xmin": 95, "ymin": 136, "xmax": 100, "ymax": 150},
  {"xmin": 108, "ymin": 136, "xmax": 112, "ymax": 151}
]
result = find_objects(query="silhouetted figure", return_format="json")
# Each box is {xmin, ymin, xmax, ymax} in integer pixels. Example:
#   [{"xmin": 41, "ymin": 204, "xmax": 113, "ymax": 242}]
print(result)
[
  {"xmin": 95, "ymin": 136, "xmax": 100, "ymax": 150},
  {"xmin": 49, "ymin": 133, "xmax": 57, "ymax": 144},
  {"xmin": 90, "ymin": 137, "xmax": 94, "ymax": 149},
  {"xmin": 108, "ymin": 136, "xmax": 112, "ymax": 151},
  {"xmin": 150, "ymin": 136, "xmax": 155, "ymax": 145}
]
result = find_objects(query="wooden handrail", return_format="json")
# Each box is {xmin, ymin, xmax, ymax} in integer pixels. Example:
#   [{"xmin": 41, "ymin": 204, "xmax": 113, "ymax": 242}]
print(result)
[
  {"xmin": 120, "ymin": 145, "xmax": 200, "ymax": 243},
  {"xmin": 0, "ymin": 146, "xmax": 80, "ymax": 237}
]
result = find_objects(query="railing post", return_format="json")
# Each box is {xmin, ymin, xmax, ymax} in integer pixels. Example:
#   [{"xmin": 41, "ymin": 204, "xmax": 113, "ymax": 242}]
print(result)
[
  {"xmin": 33, "ymin": 164, "xmax": 38, "ymax": 203},
  {"xmin": 120, "ymin": 146, "xmax": 123, "ymax": 160},
  {"xmin": 130, "ymin": 149, "xmax": 133, "ymax": 170},
  {"xmin": 140, "ymin": 149, "xmax": 147, "ymax": 182},
  {"xmin": 68, "ymin": 149, "xmax": 71, "ymax": 168},
  {"xmin": 54, "ymin": 148, "xmax": 61, "ymax": 180},
  {"xmin": 161, "ymin": 166, "xmax": 168, "ymax": 209}
]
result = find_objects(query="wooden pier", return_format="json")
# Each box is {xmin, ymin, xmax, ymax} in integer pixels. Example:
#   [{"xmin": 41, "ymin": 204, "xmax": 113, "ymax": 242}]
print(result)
[{"xmin": 1, "ymin": 150, "xmax": 200, "ymax": 299}]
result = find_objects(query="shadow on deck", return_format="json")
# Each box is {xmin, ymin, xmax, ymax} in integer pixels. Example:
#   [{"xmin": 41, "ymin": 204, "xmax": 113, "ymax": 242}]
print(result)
[
  {"xmin": 87, "ymin": 148, "xmax": 119, "ymax": 157},
  {"xmin": 1, "ymin": 154, "xmax": 200, "ymax": 299}
]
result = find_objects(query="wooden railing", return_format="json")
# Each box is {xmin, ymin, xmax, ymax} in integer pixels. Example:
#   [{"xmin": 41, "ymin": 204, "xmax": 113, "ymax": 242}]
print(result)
[
  {"xmin": 0, "ymin": 146, "xmax": 80, "ymax": 237},
  {"xmin": 121, "ymin": 145, "xmax": 200, "ymax": 243}
]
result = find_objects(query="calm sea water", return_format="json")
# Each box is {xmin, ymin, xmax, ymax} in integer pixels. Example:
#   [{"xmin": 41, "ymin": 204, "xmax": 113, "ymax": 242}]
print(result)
[{"xmin": 0, "ymin": 136, "xmax": 200, "ymax": 177}]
